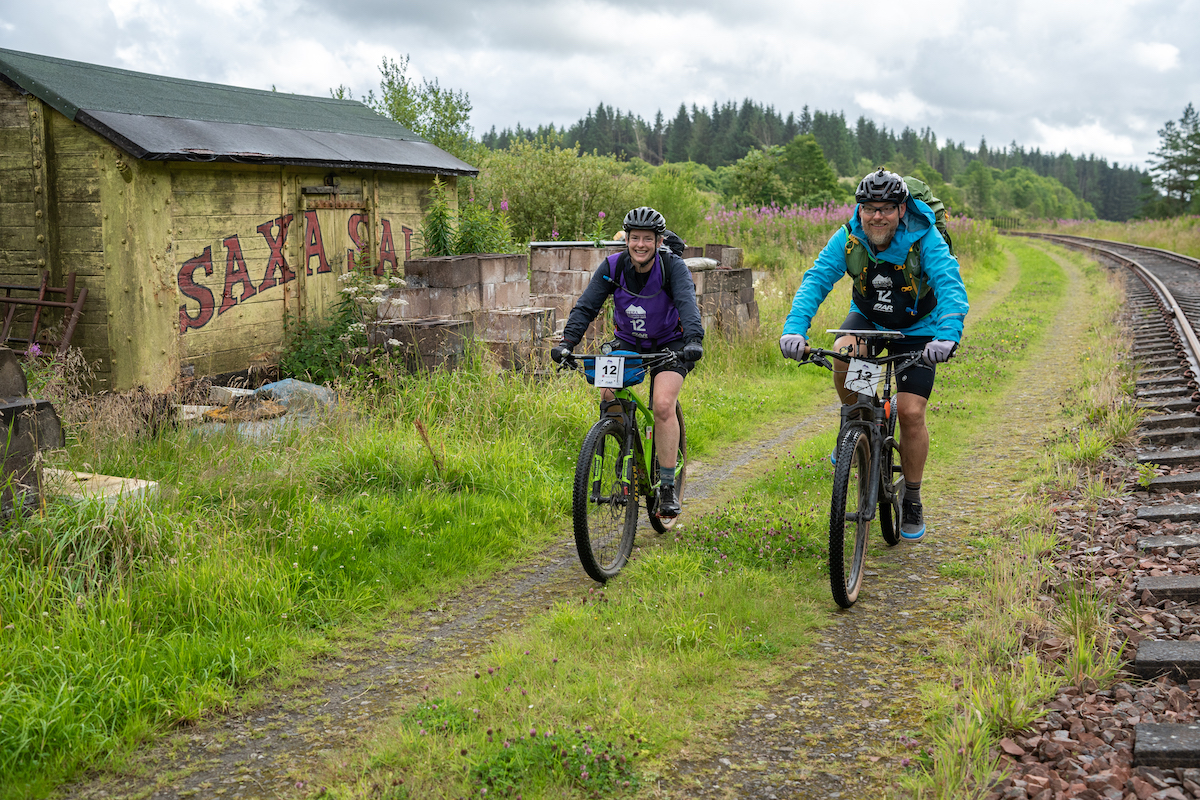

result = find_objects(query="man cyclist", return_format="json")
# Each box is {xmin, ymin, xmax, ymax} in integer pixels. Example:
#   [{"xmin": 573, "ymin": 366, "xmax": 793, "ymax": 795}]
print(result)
[
  {"xmin": 550, "ymin": 207, "xmax": 705, "ymax": 519},
  {"xmin": 779, "ymin": 169, "xmax": 968, "ymax": 541}
]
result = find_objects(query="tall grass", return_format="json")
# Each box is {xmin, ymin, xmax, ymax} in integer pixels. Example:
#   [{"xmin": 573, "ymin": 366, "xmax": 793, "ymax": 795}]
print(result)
[{"xmin": 1034, "ymin": 215, "xmax": 1200, "ymax": 258}]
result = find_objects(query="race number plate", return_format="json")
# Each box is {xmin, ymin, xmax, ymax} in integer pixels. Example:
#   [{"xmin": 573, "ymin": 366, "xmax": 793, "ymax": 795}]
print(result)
[
  {"xmin": 594, "ymin": 356, "xmax": 625, "ymax": 388},
  {"xmin": 845, "ymin": 358, "xmax": 883, "ymax": 395}
]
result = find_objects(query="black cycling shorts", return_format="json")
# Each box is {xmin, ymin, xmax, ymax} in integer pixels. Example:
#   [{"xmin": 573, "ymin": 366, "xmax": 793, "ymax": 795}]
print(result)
[
  {"xmin": 610, "ymin": 337, "xmax": 694, "ymax": 378},
  {"xmin": 838, "ymin": 312, "xmax": 936, "ymax": 399}
]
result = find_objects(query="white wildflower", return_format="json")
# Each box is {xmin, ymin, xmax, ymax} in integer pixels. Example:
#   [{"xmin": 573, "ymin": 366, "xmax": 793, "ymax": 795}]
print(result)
[
  {"xmin": 372, "ymin": 283, "xmax": 388, "ymax": 292},
  {"xmin": 387, "ymin": 338, "xmax": 401, "ymax": 347},
  {"xmin": 389, "ymin": 277, "xmax": 406, "ymax": 286},
  {"xmin": 369, "ymin": 295, "xmax": 385, "ymax": 305}
]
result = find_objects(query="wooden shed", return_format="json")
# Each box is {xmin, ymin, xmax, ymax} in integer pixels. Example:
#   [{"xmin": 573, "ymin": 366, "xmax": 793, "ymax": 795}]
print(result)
[{"xmin": 0, "ymin": 47, "xmax": 476, "ymax": 392}]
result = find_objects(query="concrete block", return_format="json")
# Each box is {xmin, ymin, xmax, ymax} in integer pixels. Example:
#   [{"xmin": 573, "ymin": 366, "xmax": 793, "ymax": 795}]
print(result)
[
  {"xmin": 690, "ymin": 270, "xmax": 706, "ymax": 295},
  {"xmin": 475, "ymin": 307, "xmax": 556, "ymax": 343},
  {"xmin": 478, "ymin": 254, "xmax": 526, "ymax": 285},
  {"xmin": 380, "ymin": 318, "xmax": 474, "ymax": 373},
  {"xmin": 569, "ymin": 247, "xmax": 618, "ymax": 272},
  {"xmin": 505, "ymin": 256, "xmax": 530, "ymax": 282},
  {"xmin": 487, "ymin": 279, "xmax": 529, "ymax": 309},
  {"xmin": 532, "ymin": 293, "xmax": 576, "ymax": 321},
  {"xmin": 402, "ymin": 255, "xmax": 480, "ymax": 288},
  {"xmin": 739, "ymin": 285, "xmax": 756, "ymax": 304},
  {"xmin": 43, "ymin": 468, "xmax": 158, "ymax": 506},
  {"xmin": 720, "ymin": 247, "xmax": 744, "ymax": 270},
  {"xmin": 426, "ymin": 284, "xmax": 482, "ymax": 316},
  {"xmin": 681, "ymin": 246, "xmax": 704, "ymax": 259},
  {"xmin": 532, "ymin": 270, "xmax": 591, "ymax": 296},
  {"xmin": 529, "ymin": 247, "xmax": 573, "ymax": 273},
  {"xmin": 700, "ymin": 291, "xmax": 739, "ymax": 315},
  {"xmin": 746, "ymin": 299, "xmax": 760, "ymax": 324},
  {"xmin": 706, "ymin": 268, "xmax": 753, "ymax": 293},
  {"xmin": 209, "ymin": 386, "xmax": 255, "ymax": 404},
  {"xmin": 735, "ymin": 303, "xmax": 758, "ymax": 331},
  {"xmin": 377, "ymin": 287, "xmax": 430, "ymax": 320}
]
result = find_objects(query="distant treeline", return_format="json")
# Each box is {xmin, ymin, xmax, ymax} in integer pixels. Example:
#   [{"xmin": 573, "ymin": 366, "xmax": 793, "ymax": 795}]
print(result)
[{"xmin": 481, "ymin": 100, "xmax": 1148, "ymax": 221}]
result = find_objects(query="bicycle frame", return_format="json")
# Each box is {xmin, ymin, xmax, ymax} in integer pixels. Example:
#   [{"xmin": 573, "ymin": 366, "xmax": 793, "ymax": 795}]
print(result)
[
  {"xmin": 568, "ymin": 352, "xmax": 679, "ymax": 499},
  {"xmin": 807, "ymin": 336, "xmax": 924, "ymax": 522}
]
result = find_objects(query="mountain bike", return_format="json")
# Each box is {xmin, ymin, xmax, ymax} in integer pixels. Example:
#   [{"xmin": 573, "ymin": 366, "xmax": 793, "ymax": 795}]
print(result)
[
  {"xmin": 798, "ymin": 330, "xmax": 924, "ymax": 608},
  {"xmin": 559, "ymin": 349, "xmax": 687, "ymax": 583}
]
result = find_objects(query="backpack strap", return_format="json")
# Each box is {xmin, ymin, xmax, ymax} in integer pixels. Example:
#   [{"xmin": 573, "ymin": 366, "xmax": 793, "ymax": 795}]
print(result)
[{"xmin": 607, "ymin": 250, "xmax": 675, "ymax": 301}]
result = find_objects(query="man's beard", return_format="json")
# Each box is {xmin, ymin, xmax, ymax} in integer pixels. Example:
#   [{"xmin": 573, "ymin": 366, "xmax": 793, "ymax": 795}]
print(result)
[{"xmin": 865, "ymin": 227, "xmax": 893, "ymax": 249}]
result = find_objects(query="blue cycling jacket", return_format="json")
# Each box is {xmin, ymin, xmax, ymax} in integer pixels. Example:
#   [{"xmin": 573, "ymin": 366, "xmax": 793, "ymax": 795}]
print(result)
[{"xmin": 782, "ymin": 198, "xmax": 969, "ymax": 341}]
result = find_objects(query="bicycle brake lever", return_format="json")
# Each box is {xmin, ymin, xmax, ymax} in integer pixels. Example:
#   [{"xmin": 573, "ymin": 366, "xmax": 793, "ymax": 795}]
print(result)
[{"xmin": 803, "ymin": 353, "xmax": 834, "ymax": 371}]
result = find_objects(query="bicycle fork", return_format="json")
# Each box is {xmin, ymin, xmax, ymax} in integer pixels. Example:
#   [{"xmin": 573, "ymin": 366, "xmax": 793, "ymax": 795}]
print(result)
[{"xmin": 840, "ymin": 418, "xmax": 885, "ymax": 525}]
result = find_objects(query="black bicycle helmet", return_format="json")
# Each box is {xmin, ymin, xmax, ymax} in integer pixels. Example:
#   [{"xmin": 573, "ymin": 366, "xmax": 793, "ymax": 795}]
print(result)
[
  {"xmin": 855, "ymin": 168, "xmax": 908, "ymax": 205},
  {"xmin": 622, "ymin": 206, "xmax": 667, "ymax": 234}
]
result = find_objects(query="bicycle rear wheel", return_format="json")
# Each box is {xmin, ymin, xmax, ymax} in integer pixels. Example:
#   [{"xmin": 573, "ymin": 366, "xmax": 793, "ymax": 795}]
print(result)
[
  {"xmin": 829, "ymin": 428, "xmax": 871, "ymax": 608},
  {"xmin": 648, "ymin": 402, "xmax": 687, "ymax": 534},
  {"xmin": 572, "ymin": 418, "xmax": 638, "ymax": 582},
  {"xmin": 878, "ymin": 407, "xmax": 903, "ymax": 547}
]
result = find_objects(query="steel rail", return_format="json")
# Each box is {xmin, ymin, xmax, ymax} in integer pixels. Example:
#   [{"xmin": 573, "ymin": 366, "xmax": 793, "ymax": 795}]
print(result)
[{"xmin": 1014, "ymin": 232, "xmax": 1200, "ymax": 381}]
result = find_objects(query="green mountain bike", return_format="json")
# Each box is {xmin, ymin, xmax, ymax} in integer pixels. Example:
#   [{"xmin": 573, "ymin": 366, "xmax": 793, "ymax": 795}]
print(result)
[{"xmin": 560, "ymin": 349, "xmax": 687, "ymax": 583}]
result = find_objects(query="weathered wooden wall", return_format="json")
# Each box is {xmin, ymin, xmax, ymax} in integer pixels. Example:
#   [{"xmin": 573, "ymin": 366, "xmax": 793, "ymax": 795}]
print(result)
[
  {"xmin": 165, "ymin": 166, "xmax": 438, "ymax": 380},
  {"xmin": 1, "ymin": 81, "xmax": 114, "ymax": 387},
  {"xmin": 0, "ymin": 75, "xmax": 452, "ymax": 391}
]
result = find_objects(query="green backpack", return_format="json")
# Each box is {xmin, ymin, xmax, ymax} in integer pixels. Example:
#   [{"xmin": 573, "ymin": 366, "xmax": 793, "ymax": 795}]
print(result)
[{"xmin": 843, "ymin": 175, "xmax": 954, "ymax": 304}]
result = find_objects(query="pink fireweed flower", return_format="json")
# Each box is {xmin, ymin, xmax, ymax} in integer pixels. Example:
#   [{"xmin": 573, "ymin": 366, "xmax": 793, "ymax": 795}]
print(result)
[{"xmin": 500, "ymin": 199, "xmax": 508, "ymax": 212}]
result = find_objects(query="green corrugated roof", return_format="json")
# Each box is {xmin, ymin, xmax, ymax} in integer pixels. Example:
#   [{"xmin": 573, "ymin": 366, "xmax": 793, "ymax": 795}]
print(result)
[{"xmin": 0, "ymin": 47, "xmax": 424, "ymax": 142}]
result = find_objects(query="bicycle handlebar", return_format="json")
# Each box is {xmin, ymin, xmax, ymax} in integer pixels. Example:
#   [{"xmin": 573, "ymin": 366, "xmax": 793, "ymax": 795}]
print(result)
[
  {"xmin": 558, "ymin": 350, "xmax": 679, "ymax": 372},
  {"xmin": 798, "ymin": 347, "xmax": 924, "ymax": 375}
]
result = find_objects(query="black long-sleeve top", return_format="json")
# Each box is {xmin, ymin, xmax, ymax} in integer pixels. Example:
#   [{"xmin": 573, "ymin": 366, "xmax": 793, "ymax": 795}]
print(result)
[{"xmin": 560, "ymin": 249, "xmax": 705, "ymax": 348}]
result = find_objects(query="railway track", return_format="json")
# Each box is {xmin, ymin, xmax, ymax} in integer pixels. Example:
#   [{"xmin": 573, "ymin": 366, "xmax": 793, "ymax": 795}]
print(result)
[{"xmin": 1003, "ymin": 233, "xmax": 1200, "ymax": 795}]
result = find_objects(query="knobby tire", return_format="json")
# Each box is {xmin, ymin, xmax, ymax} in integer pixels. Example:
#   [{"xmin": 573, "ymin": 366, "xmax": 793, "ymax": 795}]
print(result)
[
  {"xmin": 572, "ymin": 417, "xmax": 638, "ymax": 583},
  {"xmin": 878, "ymin": 408, "xmax": 903, "ymax": 547},
  {"xmin": 829, "ymin": 428, "xmax": 871, "ymax": 608}
]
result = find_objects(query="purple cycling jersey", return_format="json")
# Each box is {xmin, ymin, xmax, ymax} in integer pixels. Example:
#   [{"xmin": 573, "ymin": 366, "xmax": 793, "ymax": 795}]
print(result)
[{"xmin": 606, "ymin": 252, "xmax": 681, "ymax": 348}]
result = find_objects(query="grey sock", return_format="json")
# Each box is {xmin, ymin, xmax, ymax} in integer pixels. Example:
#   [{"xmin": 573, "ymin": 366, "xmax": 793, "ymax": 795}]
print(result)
[
  {"xmin": 905, "ymin": 481, "xmax": 921, "ymax": 504},
  {"xmin": 659, "ymin": 466, "xmax": 675, "ymax": 487}
]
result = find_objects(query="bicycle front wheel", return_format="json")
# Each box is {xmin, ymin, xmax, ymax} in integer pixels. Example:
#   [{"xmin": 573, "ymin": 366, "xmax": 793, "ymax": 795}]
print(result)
[
  {"xmin": 829, "ymin": 428, "xmax": 872, "ymax": 608},
  {"xmin": 572, "ymin": 418, "xmax": 638, "ymax": 582},
  {"xmin": 878, "ymin": 408, "xmax": 903, "ymax": 547},
  {"xmin": 648, "ymin": 402, "xmax": 687, "ymax": 534}
]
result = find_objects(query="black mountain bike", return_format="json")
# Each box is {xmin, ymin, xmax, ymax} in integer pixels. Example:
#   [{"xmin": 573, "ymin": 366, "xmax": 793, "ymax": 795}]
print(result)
[
  {"xmin": 560, "ymin": 350, "xmax": 687, "ymax": 583},
  {"xmin": 799, "ymin": 330, "xmax": 923, "ymax": 608}
]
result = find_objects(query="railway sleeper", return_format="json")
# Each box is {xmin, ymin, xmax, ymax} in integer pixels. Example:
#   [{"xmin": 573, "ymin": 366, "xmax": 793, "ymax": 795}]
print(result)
[
  {"xmin": 1150, "ymin": 473, "xmax": 1200, "ymax": 493},
  {"xmin": 1134, "ymin": 723, "xmax": 1200, "ymax": 768},
  {"xmin": 1140, "ymin": 426, "xmax": 1200, "ymax": 446},
  {"xmin": 1139, "ymin": 449, "xmax": 1200, "ymax": 466},
  {"xmin": 1137, "ymin": 505, "xmax": 1200, "ymax": 524}
]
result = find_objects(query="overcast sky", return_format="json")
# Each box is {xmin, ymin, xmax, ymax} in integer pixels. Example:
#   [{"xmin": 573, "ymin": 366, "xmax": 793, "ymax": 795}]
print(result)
[{"xmin": 2, "ymin": 0, "xmax": 1196, "ymax": 169}]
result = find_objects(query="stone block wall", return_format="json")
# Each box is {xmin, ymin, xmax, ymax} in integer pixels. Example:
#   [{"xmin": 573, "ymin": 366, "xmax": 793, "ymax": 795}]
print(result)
[{"xmin": 371, "ymin": 243, "xmax": 756, "ymax": 373}]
